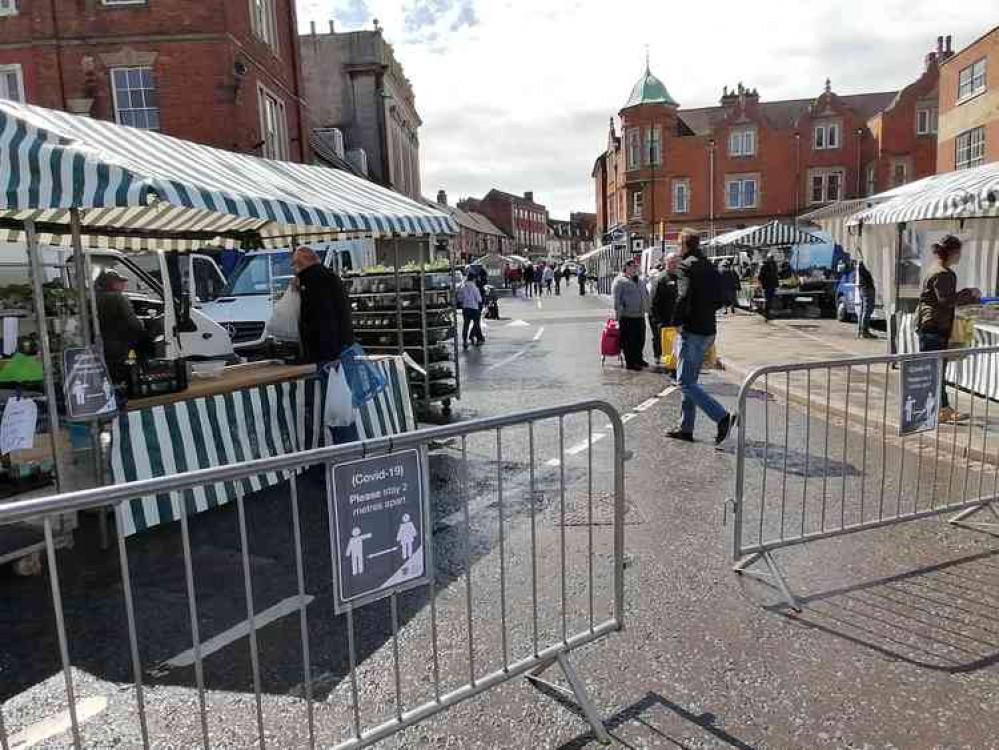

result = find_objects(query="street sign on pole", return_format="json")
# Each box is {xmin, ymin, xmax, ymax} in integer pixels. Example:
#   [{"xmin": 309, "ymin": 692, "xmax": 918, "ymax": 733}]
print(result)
[
  {"xmin": 62, "ymin": 346, "xmax": 117, "ymax": 421},
  {"xmin": 899, "ymin": 357, "xmax": 942, "ymax": 436},
  {"xmin": 327, "ymin": 448, "xmax": 432, "ymax": 612}
]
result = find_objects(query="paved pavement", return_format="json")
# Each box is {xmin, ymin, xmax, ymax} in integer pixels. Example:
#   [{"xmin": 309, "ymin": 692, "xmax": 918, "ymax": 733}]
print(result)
[{"xmin": 1, "ymin": 290, "xmax": 997, "ymax": 749}]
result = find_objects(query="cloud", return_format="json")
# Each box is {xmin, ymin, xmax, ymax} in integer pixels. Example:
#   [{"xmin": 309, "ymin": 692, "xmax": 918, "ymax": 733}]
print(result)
[{"xmin": 296, "ymin": 1, "xmax": 998, "ymax": 219}]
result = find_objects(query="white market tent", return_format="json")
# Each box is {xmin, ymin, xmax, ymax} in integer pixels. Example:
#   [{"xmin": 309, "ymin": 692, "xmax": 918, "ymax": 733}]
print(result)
[
  {"xmin": 0, "ymin": 99, "xmax": 457, "ymax": 250},
  {"xmin": 707, "ymin": 220, "xmax": 824, "ymax": 252}
]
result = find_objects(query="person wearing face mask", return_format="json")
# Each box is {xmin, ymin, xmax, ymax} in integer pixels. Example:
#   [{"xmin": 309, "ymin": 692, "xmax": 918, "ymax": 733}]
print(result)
[{"xmin": 612, "ymin": 259, "xmax": 650, "ymax": 370}]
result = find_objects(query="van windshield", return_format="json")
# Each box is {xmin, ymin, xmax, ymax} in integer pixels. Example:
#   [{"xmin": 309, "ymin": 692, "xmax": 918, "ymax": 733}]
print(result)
[{"xmin": 223, "ymin": 250, "xmax": 328, "ymax": 296}]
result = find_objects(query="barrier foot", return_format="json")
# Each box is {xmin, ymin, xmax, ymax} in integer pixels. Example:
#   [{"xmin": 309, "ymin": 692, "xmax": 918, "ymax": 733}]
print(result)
[
  {"xmin": 526, "ymin": 653, "xmax": 611, "ymax": 745},
  {"xmin": 734, "ymin": 550, "xmax": 801, "ymax": 612},
  {"xmin": 948, "ymin": 501, "xmax": 999, "ymax": 535}
]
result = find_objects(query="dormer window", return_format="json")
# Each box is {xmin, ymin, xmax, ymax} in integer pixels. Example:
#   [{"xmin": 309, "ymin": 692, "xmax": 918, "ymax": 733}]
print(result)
[{"xmin": 729, "ymin": 127, "xmax": 756, "ymax": 157}]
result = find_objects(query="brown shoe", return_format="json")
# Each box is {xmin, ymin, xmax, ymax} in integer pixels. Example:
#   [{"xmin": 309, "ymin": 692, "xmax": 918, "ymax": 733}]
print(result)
[{"xmin": 939, "ymin": 407, "xmax": 966, "ymax": 424}]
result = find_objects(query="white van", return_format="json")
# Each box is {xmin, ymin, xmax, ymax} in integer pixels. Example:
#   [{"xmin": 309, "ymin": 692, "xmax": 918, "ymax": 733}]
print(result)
[
  {"xmin": 0, "ymin": 243, "xmax": 235, "ymax": 361},
  {"xmin": 202, "ymin": 239, "xmax": 376, "ymax": 354}
]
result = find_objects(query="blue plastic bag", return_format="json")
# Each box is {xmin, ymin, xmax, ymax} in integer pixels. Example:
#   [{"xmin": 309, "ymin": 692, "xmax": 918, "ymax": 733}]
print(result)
[{"xmin": 340, "ymin": 344, "xmax": 387, "ymax": 407}]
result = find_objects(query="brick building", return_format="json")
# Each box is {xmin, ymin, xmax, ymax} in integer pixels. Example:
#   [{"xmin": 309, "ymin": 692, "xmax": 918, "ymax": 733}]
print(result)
[
  {"xmin": 547, "ymin": 213, "xmax": 596, "ymax": 258},
  {"xmin": 300, "ymin": 22, "xmax": 422, "ymax": 199},
  {"xmin": 430, "ymin": 190, "xmax": 509, "ymax": 262},
  {"xmin": 0, "ymin": 0, "xmax": 309, "ymax": 162},
  {"xmin": 458, "ymin": 190, "xmax": 549, "ymax": 256},
  {"xmin": 592, "ymin": 39, "xmax": 952, "ymax": 247},
  {"xmin": 938, "ymin": 26, "xmax": 998, "ymax": 172}
]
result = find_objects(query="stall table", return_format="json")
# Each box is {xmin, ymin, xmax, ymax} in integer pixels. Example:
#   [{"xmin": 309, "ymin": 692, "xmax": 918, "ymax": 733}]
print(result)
[
  {"xmin": 110, "ymin": 357, "xmax": 414, "ymax": 536},
  {"xmin": 897, "ymin": 312, "xmax": 999, "ymax": 401}
]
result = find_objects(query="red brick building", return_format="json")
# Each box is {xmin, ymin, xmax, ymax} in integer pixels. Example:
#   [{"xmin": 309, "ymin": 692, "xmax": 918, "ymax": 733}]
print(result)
[
  {"xmin": 458, "ymin": 190, "xmax": 549, "ymax": 255},
  {"xmin": 593, "ymin": 38, "xmax": 952, "ymax": 247},
  {"xmin": 0, "ymin": 0, "xmax": 309, "ymax": 162},
  {"xmin": 938, "ymin": 27, "xmax": 998, "ymax": 172}
]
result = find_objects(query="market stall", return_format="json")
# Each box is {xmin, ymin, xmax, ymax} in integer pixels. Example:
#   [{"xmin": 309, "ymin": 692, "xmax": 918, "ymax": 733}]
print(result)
[
  {"xmin": 0, "ymin": 100, "xmax": 457, "ymax": 562},
  {"xmin": 847, "ymin": 161, "xmax": 999, "ymax": 396}
]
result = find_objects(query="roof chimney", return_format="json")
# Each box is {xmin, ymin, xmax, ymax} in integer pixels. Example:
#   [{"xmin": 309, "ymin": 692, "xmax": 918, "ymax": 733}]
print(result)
[
  {"xmin": 937, "ymin": 35, "xmax": 944, "ymax": 54},
  {"xmin": 524, "ymin": 191, "xmax": 534, "ymax": 203},
  {"xmin": 437, "ymin": 190, "xmax": 448, "ymax": 206},
  {"xmin": 310, "ymin": 20, "xmax": 316, "ymax": 37},
  {"xmin": 946, "ymin": 35, "xmax": 953, "ymax": 54},
  {"xmin": 330, "ymin": 19, "xmax": 336, "ymax": 34}
]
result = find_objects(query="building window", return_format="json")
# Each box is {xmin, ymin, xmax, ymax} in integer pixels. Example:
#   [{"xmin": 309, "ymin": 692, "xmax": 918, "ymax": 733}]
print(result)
[
  {"xmin": 258, "ymin": 84, "xmax": 289, "ymax": 160},
  {"xmin": 865, "ymin": 164, "xmax": 876, "ymax": 197},
  {"xmin": 645, "ymin": 126, "xmax": 661, "ymax": 166},
  {"xmin": 916, "ymin": 107, "xmax": 938, "ymax": 135},
  {"xmin": 958, "ymin": 58, "xmax": 987, "ymax": 101},
  {"xmin": 725, "ymin": 177, "xmax": 757, "ymax": 210},
  {"xmin": 955, "ymin": 126, "xmax": 986, "ymax": 170},
  {"xmin": 813, "ymin": 122, "xmax": 840, "ymax": 150},
  {"xmin": 0, "ymin": 0, "xmax": 18, "ymax": 16},
  {"xmin": 809, "ymin": 169, "xmax": 845, "ymax": 204},
  {"xmin": 626, "ymin": 128, "xmax": 640, "ymax": 170},
  {"xmin": 250, "ymin": 0, "xmax": 279, "ymax": 52},
  {"xmin": 0, "ymin": 63, "xmax": 25, "ymax": 102},
  {"xmin": 891, "ymin": 161, "xmax": 908, "ymax": 187},
  {"xmin": 673, "ymin": 180, "xmax": 689, "ymax": 214},
  {"xmin": 632, "ymin": 190, "xmax": 644, "ymax": 217},
  {"xmin": 728, "ymin": 127, "xmax": 756, "ymax": 157},
  {"xmin": 111, "ymin": 67, "xmax": 160, "ymax": 130}
]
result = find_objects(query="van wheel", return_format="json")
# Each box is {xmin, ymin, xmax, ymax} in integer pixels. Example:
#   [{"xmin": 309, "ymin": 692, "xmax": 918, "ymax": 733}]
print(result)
[{"xmin": 836, "ymin": 297, "xmax": 852, "ymax": 323}]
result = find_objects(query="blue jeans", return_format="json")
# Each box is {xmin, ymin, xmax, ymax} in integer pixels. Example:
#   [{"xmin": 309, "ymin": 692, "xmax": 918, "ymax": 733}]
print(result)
[
  {"xmin": 918, "ymin": 331, "xmax": 951, "ymax": 409},
  {"xmin": 859, "ymin": 290, "xmax": 875, "ymax": 333},
  {"xmin": 678, "ymin": 332, "xmax": 727, "ymax": 433}
]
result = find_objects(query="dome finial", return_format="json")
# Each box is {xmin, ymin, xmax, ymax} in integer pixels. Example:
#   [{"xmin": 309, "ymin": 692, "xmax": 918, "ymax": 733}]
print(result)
[{"xmin": 645, "ymin": 44, "xmax": 650, "ymax": 73}]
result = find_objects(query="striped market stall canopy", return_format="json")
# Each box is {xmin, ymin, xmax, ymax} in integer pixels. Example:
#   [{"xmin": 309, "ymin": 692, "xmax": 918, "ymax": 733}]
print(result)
[
  {"xmin": 798, "ymin": 177, "xmax": 934, "ymax": 224},
  {"xmin": 708, "ymin": 220, "xmax": 824, "ymax": 250},
  {"xmin": 0, "ymin": 99, "xmax": 457, "ymax": 250},
  {"xmin": 849, "ymin": 161, "xmax": 999, "ymax": 226}
]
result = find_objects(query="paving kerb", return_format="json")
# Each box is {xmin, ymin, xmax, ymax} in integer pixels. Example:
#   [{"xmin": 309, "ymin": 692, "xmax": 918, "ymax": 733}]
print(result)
[{"xmin": 720, "ymin": 352, "xmax": 999, "ymax": 472}]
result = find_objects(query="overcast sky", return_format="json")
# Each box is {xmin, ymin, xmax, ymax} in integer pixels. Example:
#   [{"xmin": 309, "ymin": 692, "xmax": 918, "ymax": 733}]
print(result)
[{"xmin": 295, "ymin": 1, "xmax": 997, "ymax": 219}]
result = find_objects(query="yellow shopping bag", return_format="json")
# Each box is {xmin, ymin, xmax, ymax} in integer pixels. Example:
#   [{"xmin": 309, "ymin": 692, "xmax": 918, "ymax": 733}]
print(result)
[{"xmin": 660, "ymin": 326, "xmax": 680, "ymax": 370}]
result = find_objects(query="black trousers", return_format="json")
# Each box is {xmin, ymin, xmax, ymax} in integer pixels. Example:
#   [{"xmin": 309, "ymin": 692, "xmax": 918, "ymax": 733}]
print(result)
[
  {"xmin": 619, "ymin": 317, "xmax": 645, "ymax": 367},
  {"xmin": 649, "ymin": 317, "xmax": 662, "ymax": 362},
  {"xmin": 919, "ymin": 331, "xmax": 950, "ymax": 409}
]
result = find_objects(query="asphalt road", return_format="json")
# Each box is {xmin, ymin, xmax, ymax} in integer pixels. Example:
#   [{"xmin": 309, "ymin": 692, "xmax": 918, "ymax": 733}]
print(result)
[{"xmin": 1, "ymin": 290, "xmax": 997, "ymax": 749}]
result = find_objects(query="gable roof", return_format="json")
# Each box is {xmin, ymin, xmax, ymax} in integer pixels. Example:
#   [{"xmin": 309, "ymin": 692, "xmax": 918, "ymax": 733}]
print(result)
[
  {"xmin": 424, "ymin": 199, "xmax": 510, "ymax": 238},
  {"xmin": 678, "ymin": 91, "xmax": 898, "ymax": 135}
]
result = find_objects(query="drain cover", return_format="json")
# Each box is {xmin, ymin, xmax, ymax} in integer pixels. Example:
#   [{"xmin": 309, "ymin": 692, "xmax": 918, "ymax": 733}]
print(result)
[{"xmin": 554, "ymin": 492, "xmax": 644, "ymax": 526}]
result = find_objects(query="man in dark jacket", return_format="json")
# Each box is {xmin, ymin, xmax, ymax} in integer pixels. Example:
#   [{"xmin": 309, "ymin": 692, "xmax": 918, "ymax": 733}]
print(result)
[
  {"xmin": 96, "ymin": 269, "xmax": 155, "ymax": 384},
  {"xmin": 293, "ymin": 246, "xmax": 354, "ymax": 366},
  {"xmin": 667, "ymin": 232, "xmax": 735, "ymax": 445},
  {"xmin": 649, "ymin": 255, "xmax": 679, "ymax": 366},
  {"xmin": 758, "ymin": 254, "xmax": 779, "ymax": 321},
  {"xmin": 293, "ymin": 246, "xmax": 357, "ymax": 442},
  {"xmin": 857, "ymin": 259, "xmax": 877, "ymax": 339}
]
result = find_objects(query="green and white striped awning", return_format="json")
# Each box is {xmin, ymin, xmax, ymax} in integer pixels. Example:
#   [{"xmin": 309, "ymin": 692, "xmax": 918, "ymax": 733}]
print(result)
[
  {"xmin": 0, "ymin": 100, "xmax": 457, "ymax": 250},
  {"xmin": 708, "ymin": 220, "xmax": 824, "ymax": 249},
  {"xmin": 849, "ymin": 162, "xmax": 999, "ymax": 226}
]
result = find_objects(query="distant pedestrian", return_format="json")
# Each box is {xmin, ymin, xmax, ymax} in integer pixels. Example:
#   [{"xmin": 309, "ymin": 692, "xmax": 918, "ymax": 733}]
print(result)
[
  {"xmin": 720, "ymin": 261, "xmax": 740, "ymax": 314},
  {"xmin": 524, "ymin": 263, "xmax": 535, "ymax": 298},
  {"xmin": 758, "ymin": 253, "xmax": 779, "ymax": 321},
  {"xmin": 457, "ymin": 272, "xmax": 485, "ymax": 350},
  {"xmin": 534, "ymin": 264, "xmax": 544, "ymax": 297},
  {"xmin": 577, "ymin": 266, "xmax": 587, "ymax": 296},
  {"xmin": 917, "ymin": 234, "xmax": 969, "ymax": 424},
  {"xmin": 554, "ymin": 265, "xmax": 562, "ymax": 295},
  {"xmin": 649, "ymin": 253, "xmax": 680, "ymax": 368},
  {"xmin": 612, "ymin": 259, "xmax": 650, "ymax": 371},
  {"xmin": 857, "ymin": 259, "xmax": 877, "ymax": 339},
  {"xmin": 667, "ymin": 231, "xmax": 736, "ymax": 444},
  {"xmin": 543, "ymin": 265, "xmax": 555, "ymax": 296}
]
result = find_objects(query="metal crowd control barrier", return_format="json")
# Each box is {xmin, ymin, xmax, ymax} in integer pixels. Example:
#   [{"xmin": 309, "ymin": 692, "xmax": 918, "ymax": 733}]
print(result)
[
  {"xmin": 0, "ymin": 400, "xmax": 625, "ymax": 749},
  {"xmin": 730, "ymin": 347, "xmax": 999, "ymax": 610}
]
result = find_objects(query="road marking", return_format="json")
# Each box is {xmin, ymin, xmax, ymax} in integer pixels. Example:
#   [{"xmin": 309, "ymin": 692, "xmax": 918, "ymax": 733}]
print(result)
[
  {"xmin": 634, "ymin": 397, "xmax": 659, "ymax": 413},
  {"xmin": 621, "ymin": 413, "xmax": 637, "ymax": 424},
  {"xmin": 486, "ymin": 349, "xmax": 528, "ymax": 371},
  {"xmin": 508, "ymin": 320, "xmax": 530, "ymax": 327},
  {"xmin": 565, "ymin": 433, "xmax": 607, "ymax": 456},
  {"xmin": 659, "ymin": 385, "xmax": 680, "ymax": 398},
  {"xmin": 537, "ymin": 300, "xmax": 543, "ymax": 310},
  {"xmin": 546, "ymin": 458, "xmax": 561, "ymax": 468},
  {"xmin": 9, "ymin": 696, "xmax": 108, "ymax": 749},
  {"xmin": 533, "ymin": 327, "xmax": 545, "ymax": 341},
  {"xmin": 150, "ymin": 595, "xmax": 315, "ymax": 675}
]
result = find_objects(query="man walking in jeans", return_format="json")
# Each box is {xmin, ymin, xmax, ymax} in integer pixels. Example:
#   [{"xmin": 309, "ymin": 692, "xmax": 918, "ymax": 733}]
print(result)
[{"xmin": 667, "ymin": 232, "xmax": 736, "ymax": 444}]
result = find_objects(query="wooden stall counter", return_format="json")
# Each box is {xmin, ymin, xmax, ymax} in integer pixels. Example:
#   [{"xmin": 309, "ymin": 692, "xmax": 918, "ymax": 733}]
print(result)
[{"xmin": 125, "ymin": 361, "xmax": 317, "ymax": 411}]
